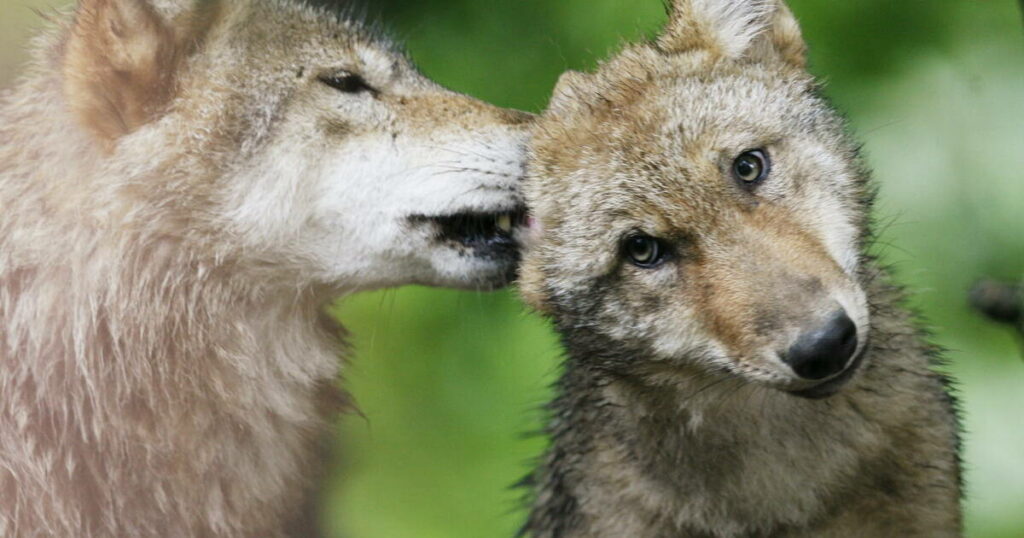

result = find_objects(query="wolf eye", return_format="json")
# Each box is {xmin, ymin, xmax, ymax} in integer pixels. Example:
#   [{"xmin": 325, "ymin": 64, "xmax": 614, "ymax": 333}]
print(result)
[
  {"xmin": 319, "ymin": 72, "xmax": 376, "ymax": 95},
  {"xmin": 624, "ymin": 234, "xmax": 666, "ymax": 268},
  {"xmin": 732, "ymin": 149, "xmax": 770, "ymax": 185}
]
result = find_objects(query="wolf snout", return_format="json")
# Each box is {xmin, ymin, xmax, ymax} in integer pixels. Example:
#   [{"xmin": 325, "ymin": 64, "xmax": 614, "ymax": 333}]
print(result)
[{"xmin": 782, "ymin": 309, "xmax": 858, "ymax": 381}]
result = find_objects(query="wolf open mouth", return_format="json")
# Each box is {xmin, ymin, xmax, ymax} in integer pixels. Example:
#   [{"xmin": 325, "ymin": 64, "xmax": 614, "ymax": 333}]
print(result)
[{"xmin": 417, "ymin": 207, "xmax": 529, "ymax": 254}]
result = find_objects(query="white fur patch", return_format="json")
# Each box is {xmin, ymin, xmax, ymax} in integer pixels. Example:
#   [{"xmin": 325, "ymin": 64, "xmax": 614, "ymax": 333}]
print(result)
[
  {"xmin": 223, "ymin": 125, "xmax": 527, "ymax": 290},
  {"xmin": 665, "ymin": 0, "xmax": 775, "ymax": 58},
  {"xmin": 691, "ymin": 0, "xmax": 774, "ymax": 58}
]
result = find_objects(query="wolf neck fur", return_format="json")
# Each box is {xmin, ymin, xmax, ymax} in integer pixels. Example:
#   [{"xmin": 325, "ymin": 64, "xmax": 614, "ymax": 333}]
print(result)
[
  {"xmin": 1, "ymin": 209, "xmax": 345, "ymax": 449},
  {"xmin": 1, "ymin": 67, "xmax": 344, "ymax": 535},
  {"xmin": 1, "ymin": 159, "xmax": 344, "ymax": 428}
]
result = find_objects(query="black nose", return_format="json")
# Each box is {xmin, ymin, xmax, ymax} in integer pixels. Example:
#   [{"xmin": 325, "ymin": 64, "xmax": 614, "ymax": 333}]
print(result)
[{"xmin": 783, "ymin": 310, "xmax": 858, "ymax": 380}]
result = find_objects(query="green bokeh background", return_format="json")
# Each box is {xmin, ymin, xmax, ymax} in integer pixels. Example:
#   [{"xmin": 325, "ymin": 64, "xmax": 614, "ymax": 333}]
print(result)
[{"xmin": 3, "ymin": 1, "xmax": 1022, "ymax": 536}]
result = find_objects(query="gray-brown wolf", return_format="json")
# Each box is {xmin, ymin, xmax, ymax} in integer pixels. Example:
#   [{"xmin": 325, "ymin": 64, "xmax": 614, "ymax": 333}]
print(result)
[
  {"xmin": 518, "ymin": 0, "xmax": 962, "ymax": 536},
  {"xmin": 0, "ymin": 0, "xmax": 530, "ymax": 535}
]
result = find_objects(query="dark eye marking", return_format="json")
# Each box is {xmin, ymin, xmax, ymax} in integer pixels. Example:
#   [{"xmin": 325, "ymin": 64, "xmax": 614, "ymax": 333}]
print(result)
[
  {"xmin": 623, "ymin": 234, "xmax": 669, "ymax": 268},
  {"xmin": 732, "ymin": 149, "xmax": 771, "ymax": 187},
  {"xmin": 319, "ymin": 71, "xmax": 377, "ymax": 95}
]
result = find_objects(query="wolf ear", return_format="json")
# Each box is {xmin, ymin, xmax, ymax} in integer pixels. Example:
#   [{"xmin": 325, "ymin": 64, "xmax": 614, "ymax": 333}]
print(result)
[
  {"xmin": 547, "ymin": 70, "xmax": 591, "ymax": 116},
  {"xmin": 62, "ymin": 0, "xmax": 184, "ymax": 145},
  {"xmin": 657, "ymin": 0, "xmax": 806, "ymax": 67}
]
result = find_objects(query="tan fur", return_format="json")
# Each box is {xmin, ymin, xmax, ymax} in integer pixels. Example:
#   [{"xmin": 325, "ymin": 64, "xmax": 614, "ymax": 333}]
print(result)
[
  {"xmin": 63, "ymin": 0, "xmax": 184, "ymax": 143},
  {"xmin": 0, "ymin": 1, "xmax": 530, "ymax": 536},
  {"xmin": 519, "ymin": 1, "xmax": 961, "ymax": 536}
]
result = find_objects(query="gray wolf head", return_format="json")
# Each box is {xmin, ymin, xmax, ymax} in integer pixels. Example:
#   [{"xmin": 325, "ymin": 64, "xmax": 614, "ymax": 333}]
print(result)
[
  {"xmin": 521, "ymin": 0, "xmax": 872, "ymax": 398},
  {"xmin": 59, "ymin": 0, "xmax": 531, "ymax": 293}
]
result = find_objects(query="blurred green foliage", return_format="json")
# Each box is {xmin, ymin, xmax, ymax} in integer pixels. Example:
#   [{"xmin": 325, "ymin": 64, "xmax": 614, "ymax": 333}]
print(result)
[{"xmin": 2, "ymin": 1, "xmax": 1022, "ymax": 537}]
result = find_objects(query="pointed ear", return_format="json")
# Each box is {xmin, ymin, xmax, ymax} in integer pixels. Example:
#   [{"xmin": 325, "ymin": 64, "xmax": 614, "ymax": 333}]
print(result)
[
  {"xmin": 657, "ymin": 0, "xmax": 806, "ymax": 67},
  {"xmin": 753, "ymin": 2, "xmax": 806, "ymax": 67},
  {"xmin": 546, "ymin": 70, "xmax": 591, "ymax": 116},
  {"xmin": 62, "ymin": 0, "xmax": 183, "ymax": 145}
]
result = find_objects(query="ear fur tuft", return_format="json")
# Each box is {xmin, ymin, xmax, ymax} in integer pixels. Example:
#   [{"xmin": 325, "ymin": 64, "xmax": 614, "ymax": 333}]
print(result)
[
  {"xmin": 546, "ymin": 70, "xmax": 591, "ymax": 116},
  {"xmin": 657, "ymin": 0, "xmax": 806, "ymax": 67},
  {"xmin": 62, "ymin": 0, "xmax": 182, "ymax": 145},
  {"xmin": 658, "ymin": 0, "xmax": 774, "ymax": 58},
  {"xmin": 767, "ymin": 2, "xmax": 806, "ymax": 67}
]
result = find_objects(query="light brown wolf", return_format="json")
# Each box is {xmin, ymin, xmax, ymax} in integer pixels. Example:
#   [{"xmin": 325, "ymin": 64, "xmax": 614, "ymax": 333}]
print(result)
[
  {"xmin": 517, "ymin": 0, "xmax": 962, "ymax": 536},
  {"xmin": 0, "ymin": 0, "xmax": 530, "ymax": 536}
]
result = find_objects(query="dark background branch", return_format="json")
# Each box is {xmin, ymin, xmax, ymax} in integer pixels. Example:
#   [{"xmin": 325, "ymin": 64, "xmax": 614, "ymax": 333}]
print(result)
[{"xmin": 970, "ymin": 279, "xmax": 1024, "ymax": 346}]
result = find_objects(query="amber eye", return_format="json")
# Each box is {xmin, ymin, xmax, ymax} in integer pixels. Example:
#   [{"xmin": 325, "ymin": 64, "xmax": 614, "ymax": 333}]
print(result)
[
  {"xmin": 319, "ymin": 72, "xmax": 376, "ymax": 95},
  {"xmin": 624, "ymin": 234, "xmax": 666, "ymax": 268},
  {"xmin": 732, "ymin": 149, "xmax": 770, "ymax": 185}
]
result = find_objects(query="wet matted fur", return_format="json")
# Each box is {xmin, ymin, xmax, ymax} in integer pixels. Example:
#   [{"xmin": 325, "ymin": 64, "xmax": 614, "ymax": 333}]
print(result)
[{"xmin": 518, "ymin": 0, "xmax": 962, "ymax": 536}]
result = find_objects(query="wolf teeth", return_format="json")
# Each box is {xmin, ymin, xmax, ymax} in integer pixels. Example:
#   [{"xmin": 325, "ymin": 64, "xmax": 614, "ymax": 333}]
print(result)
[{"xmin": 496, "ymin": 213, "xmax": 513, "ymax": 234}]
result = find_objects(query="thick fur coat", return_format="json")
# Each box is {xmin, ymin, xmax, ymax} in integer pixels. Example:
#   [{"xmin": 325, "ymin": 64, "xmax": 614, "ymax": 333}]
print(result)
[
  {"xmin": 518, "ymin": 1, "xmax": 962, "ymax": 536},
  {"xmin": 0, "ymin": 0, "xmax": 529, "ymax": 536}
]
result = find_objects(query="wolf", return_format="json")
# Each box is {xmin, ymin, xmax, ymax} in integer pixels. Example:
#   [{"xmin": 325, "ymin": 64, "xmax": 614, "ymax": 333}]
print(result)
[
  {"xmin": 0, "ymin": 0, "xmax": 530, "ymax": 536},
  {"xmin": 517, "ymin": 0, "xmax": 962, "ymax": 536}
]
